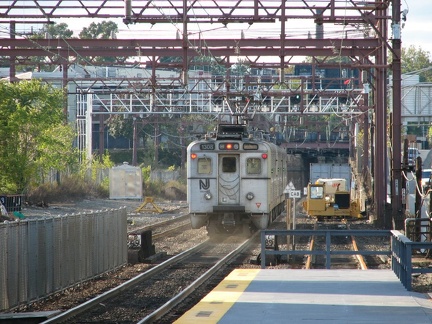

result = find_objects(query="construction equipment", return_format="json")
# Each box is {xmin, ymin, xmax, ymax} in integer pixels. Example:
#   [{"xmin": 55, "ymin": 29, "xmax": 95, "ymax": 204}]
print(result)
[{"xmin": 302, "ymin": 179, "xmax": 362, "ymax": 221}]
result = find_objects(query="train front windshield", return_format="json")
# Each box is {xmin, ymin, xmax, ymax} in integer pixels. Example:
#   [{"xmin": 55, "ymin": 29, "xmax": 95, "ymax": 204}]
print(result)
[
  {"xmin": 310, "ymin": 186, "xmax": 324, "ymax": 199},
  {"xmin": 222, "ymin": 157, "xmax": 236, "ymax": 172}
]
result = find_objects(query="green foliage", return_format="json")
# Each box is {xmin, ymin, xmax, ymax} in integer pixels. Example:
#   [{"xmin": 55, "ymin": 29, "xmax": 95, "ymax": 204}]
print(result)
[
  {"xmin": 231, "ymin": 59, "xmax": 250, "ymax": 75},
  {"xmin": 90, "ymin": 150, "xmax": 114, "ymax": 169},
  {"xmin": 31, "ymin": 22, "xmax": 74, "ymax": 39},
  {"xmin": 27, "ymin": 151, "xmax": 113, "ymax": 204},
  {"xmin": 141, "ymin": 165, "xmax": 151, "ymax": 182},
  {"xmin": 401, "ymin": 46, "xmax": 432, "ymax": 82},
  {"xmin": 0, "ymin": 80, "xmax": 76, "ymax": 193},
  {"xmin": 143, "ymin": 180, "xmax": 164, "ymax": 197},
  {"xmin": 87, "ymin": 151, "xmax": 114, "ymax": 181},
  {"xmin": 24, "ymin": 22, "xmax": 74, "ymax": 72},
  {"xmin": 107, "ymin": 114, "xmax": 134, "ymax": 138},
  {"xmin": 78, "ymin": 21, "xmax": 119, "ymax": 64},
  {"xmin": 79, "ymin": 21, "xmax": 118, "ymax": 39},
  {"xmin": 158, "ymin": 146, "xmax": 182, "ymax": 168}
]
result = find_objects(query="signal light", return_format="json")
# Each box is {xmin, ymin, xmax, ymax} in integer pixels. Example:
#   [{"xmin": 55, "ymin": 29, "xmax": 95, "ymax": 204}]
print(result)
[
  {"xmin": 290, "ymin": 94, "xmax": 301, "ymax": 105},
  {"xmin": 262, "ymin": 153, "xmax": 268, "ymax": 159},
  {"xmin": 219, "ymin": 143, "xmax": 239, "ymax": 150},
  {"xmin": 191, "ymin": 153, "xmax": 197, "ymax": 159}
]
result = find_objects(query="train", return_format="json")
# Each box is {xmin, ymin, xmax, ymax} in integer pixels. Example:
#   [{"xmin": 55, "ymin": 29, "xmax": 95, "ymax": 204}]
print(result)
[
  {"xmin": 302, "ymin": 178, "xmax": 363, "ymax": 221},
  {"xmin": 187, "ymin": 123, "xmax": 288, "ymax": 236}
]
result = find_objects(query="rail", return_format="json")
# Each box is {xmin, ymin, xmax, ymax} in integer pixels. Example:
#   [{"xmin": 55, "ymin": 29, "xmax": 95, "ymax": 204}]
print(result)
[{"xmin": 260, "ymin": 229, "xmax": 432, "ymax": 291}]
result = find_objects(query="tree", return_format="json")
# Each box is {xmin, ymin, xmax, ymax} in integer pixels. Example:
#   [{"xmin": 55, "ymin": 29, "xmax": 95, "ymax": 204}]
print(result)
[
  {"xmin": 31, "ymin": 22, "xmax": 74, "ymax": 39},
  {"xmin": 0, "ymin": 80, "xmax": 77, "ymax": 193},
  {"xmin": 17, "ymin": 23, "xmax": 75, "ymax": 72},
  {"xmin": 79, "ymin": 21, "xmax": 118, "ymax": 39},
  {"xmin": 78, "ymin": 21, "xmax": 119, "ymax": 64},
  {"xmin": 401, "ymin": 45, "xmax": 432, "ymax": 82}
]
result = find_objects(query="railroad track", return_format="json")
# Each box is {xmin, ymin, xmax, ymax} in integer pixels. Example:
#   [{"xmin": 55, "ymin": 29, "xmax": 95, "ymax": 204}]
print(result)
[
  {"xmin": 42, "ymin": 235, "xmax": 256, "ymax": 323},
  {"xmin": 304, "ymin": 222, "xmax": 368, "ymax": 270},
  {"xmin": 128, "ymin": 214, "xmax": 191, "ymax": 248}
]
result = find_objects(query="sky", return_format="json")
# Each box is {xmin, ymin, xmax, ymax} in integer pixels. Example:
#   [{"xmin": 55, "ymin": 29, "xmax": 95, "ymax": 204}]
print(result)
[
  {"xmin": 95, "ymin": 0, "xmax": 432, "ymax": 59},
  {"xmin": 400, "ymin": 0, "xmax": 432, "ymax": 56},
  {"xmin": 2, "ymin": 0, "xmax": 430, "ymax": 60}
]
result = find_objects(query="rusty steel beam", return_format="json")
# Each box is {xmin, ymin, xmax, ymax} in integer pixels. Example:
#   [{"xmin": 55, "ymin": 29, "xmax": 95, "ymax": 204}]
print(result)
[
  {"xmin": 0, "ymin": 47, "xmax": 380, "ymax": 59},
  {"xmin": 0, "ymin": 38, "xmax": 381, "ymax": 48},
  {"xmin": 0, "ymin": 0, "xmax": 398, "ymax": 228},
  {"xmin": 0, "ymin": 1, "xmax": 391, "ymax": 22}
]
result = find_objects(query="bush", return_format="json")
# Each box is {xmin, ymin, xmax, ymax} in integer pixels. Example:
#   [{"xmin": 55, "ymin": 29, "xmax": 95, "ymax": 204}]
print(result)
[
  {"xmin": 26, "ymin": 176, "xmax": 108, "ymax": 205},
  {"xmin": 163, "ymin": 180, "xmax": 187, "ymax": 200}
]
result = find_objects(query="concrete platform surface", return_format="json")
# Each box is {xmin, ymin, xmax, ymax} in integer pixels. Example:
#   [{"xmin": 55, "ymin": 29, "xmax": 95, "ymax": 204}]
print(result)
[{"xmin": 175, "ymin": 269, "xmax": 432, "ymax": 323}]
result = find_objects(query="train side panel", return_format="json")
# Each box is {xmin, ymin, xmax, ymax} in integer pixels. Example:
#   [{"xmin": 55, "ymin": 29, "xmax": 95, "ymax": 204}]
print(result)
[{"xmin": 187, "ymin": 142, "xmax": 216, "ymax": 228}]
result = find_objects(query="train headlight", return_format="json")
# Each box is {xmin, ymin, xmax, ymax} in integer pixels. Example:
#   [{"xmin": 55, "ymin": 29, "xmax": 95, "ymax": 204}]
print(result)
[
  {"xmin": 246, "ymin": 192, "xmax": 254, "ymax": 200},
  {"xmin": 204, "ymin": 192, "xmax": 212, "ymax": 200}
]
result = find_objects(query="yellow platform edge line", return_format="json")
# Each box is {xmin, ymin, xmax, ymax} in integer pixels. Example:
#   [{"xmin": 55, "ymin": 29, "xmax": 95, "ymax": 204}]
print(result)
[{"xmin": 174, "ymin": 269, "xmax": 260, "ymax": 324}]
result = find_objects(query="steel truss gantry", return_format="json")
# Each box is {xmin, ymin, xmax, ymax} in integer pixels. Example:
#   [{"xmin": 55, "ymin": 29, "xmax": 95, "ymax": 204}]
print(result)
[{"xmin": 0, "ymin": 0, "xmax": 402, "ymax": 228}]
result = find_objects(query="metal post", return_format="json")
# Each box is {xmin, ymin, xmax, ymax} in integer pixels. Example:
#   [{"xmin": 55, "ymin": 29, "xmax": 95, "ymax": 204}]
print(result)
[
  {"xmin": 391, "ymin": 0, "xmax": 403, "ymax": 228},
  {"xmin": 260, "ymin": 231, "xmax": 266, "ymax": 269},
  {"xmin": 293, "ymin": 197, "xmax": 296, "ymax": 230},
  {"xmin": 325, "ymin": 231, "xmax": 331, "ymax": 269},
  {"xmin": 286, "ymin": 198, "xmax": 292, "ymax": 249}
]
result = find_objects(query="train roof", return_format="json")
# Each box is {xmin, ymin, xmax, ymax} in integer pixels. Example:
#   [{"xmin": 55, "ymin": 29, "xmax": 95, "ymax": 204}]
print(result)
[
  {"xmin": 216, "ymin": 124, "xmax": 249, "ymax": 140},
  {"xmin": 191, "ymin": 123, "xmax": 282, "ymax": 146}
]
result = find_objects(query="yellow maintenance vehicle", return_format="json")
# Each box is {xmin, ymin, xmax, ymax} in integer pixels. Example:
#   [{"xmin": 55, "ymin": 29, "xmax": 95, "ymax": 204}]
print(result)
[{"xmin": 302, "ymin": 178, "xmax": 362, "ymax": 221}]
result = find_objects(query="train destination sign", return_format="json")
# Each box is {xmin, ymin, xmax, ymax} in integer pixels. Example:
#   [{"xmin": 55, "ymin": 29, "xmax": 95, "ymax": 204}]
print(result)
[{"xmin": 199, "ymin": 143, "xmax": 215, "ymax": 150}]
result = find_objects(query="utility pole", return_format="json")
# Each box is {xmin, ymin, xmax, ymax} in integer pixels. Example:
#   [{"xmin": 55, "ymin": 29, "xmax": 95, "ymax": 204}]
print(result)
[{"xmin": 391, "ymin": 0, "xmax": 403, "ymax": 229}]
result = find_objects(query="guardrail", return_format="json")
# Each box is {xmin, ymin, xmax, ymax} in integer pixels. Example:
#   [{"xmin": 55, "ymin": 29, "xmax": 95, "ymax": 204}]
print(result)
[
  {"xmin": 391, "ymin": 230, "xmax": 432, "ymax": 290},
  {"xmin": 260, "ymin": 229, "xmax": 432, "ymax": 291}
]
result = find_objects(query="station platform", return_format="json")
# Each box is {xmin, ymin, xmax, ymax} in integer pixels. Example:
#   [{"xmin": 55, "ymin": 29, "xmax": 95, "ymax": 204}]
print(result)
[{"xmin": 175, "ymin": 269, "xmax": 432, "ymax": 323}]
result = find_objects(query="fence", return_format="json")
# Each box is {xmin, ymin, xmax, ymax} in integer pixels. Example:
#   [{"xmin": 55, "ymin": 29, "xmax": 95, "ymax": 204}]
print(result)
[
  {"xmin": 391, "ymin": 230, "xmax": 432, "ymax": 290},
  {"xmin": 260, "ymin": 229, "xmax": 432, "ymax": 291},
  {"xmin": 0, "ymin": 208, "xmax": 127, "ymax": 311},
  {"xmin": 0, "ymin": 194, "xmax": 23, "ymax": 212}
]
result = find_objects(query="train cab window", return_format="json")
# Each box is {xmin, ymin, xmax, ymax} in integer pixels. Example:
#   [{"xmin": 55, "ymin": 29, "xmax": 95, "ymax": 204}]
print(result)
[
  {"xmin": 222, "ymin": 157, "xmax": 236, "ymax": 173},
  {"xmin": 246, "ymin": 158, "xmax": 261, "ymax": 174},
  {"xmin": 310, "ymin": 186, "xmax": 324, "ymax": 199},
  {"xmin": 197, "ymin": 158, "xmax": 212, "ymax": 174}
]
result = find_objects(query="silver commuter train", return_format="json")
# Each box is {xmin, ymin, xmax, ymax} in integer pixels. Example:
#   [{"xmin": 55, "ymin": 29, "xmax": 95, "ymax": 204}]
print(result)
[{"xmin": 187, "ymin": 124, "xmax": 288, "ymax": 236}]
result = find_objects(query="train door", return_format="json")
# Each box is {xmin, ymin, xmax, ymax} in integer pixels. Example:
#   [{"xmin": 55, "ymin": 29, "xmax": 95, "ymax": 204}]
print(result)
[{"xmin": 218, "ymin": 154, "xmax": 240, "ymax": 205}]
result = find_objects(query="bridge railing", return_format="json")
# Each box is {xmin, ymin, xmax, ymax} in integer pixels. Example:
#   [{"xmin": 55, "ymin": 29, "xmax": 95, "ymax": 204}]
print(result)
[{"xmin": 260, "ymin": 229, "xmax": 432, "ymax": 291}]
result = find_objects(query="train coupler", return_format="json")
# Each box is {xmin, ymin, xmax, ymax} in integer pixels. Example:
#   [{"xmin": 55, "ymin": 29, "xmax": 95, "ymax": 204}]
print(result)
[{"xmin": 221, "ymin": 213, "xmax": 236, "ymax": 226}]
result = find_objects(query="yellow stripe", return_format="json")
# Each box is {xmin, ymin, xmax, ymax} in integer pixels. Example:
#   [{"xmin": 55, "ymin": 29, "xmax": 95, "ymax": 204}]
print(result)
[{"xmin": 174, "ymin": 269, "xmax": 260, "ymax": 323}]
